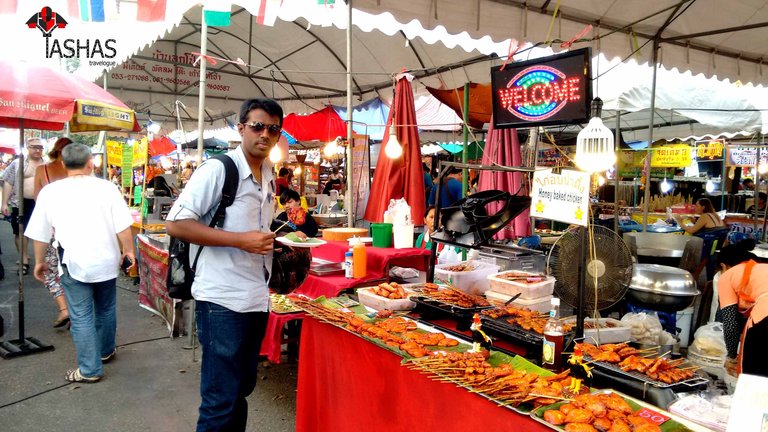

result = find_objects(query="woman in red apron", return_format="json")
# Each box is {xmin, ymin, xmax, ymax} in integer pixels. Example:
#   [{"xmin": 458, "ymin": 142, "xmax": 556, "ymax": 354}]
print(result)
[{"xmin": 716, "ymin": 239, "xmax": 768, "ymax": 377}]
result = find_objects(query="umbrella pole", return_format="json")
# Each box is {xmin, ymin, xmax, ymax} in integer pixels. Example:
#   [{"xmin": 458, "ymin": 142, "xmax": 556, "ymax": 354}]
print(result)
[
  {"xmin": 345, "ymin": 0, "xmax": 354, "ymax": 228},
  {"xmin": 614, "ymin": 111, "xmax": 621, "ymax": 233},
  {"xmin": 0, "ymin": 122, "xmax": 54, "ymax": 359}
]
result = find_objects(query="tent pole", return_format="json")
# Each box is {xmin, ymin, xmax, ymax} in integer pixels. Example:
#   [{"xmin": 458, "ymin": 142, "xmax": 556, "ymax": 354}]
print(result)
[
  {"xmin": 462, "ymin": 83, "xmax": 470, "ymax": 195},
  {"xmin": 101, "ymin": 70, "xmax": 108, "ymax": 179},
  {"xmin": 346, "ymin": 0, "xmax": 354, "ymax": 228},
  {"xmin": 755, "ymin": 146, "xmax": 760, "ymax": 234},
  {"xmin": 642, "ymin": 41, "xmax": 660, "ymax": 232},
  {"xmin": 196, "ymin": 10, "xmax": 209, "ymax": 168},
  {"xmin": 614, "ymin": 110, "xmax": 621, "ymax": 233}
]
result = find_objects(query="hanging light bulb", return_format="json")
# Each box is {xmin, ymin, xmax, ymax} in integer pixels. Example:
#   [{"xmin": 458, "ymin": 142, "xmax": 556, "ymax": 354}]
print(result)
[
  {"xmin": 94, "ymin": 154, "xmax": 103, "ymax": 168},
  {"xmin": 759, "ymin": 163, "xmax": 768, "ymax": 175},
  {"xmin": 147, "ymin": 120, "xmax": 161, "ymax": 135},
  {"xmin": 294, "ymin": 166, "xmax": 302, "ymax": 176},
  {"xmin": 269, "ymin": 145, "xmax": 282, "ymax": 163},
  {"xmin": 660, "ymin": 178, "xmax": 673, "ymax": 194},
  {"xmin": 705, "ymin": 179, "xmax": 716, "ymax": 193},
  {"xmin": 323, "ymin": 138, "xmax": 339, "ymax": 158},
  {"xmin": 384, "ymin": 125, "xmax": 403, "ymax": 159},
  {"xmin": 597, "ymin": 174, "xmax": 606, "ymax": 187},
  {"xmin": 575, "ymin": 98, "xmax": 615, "ymax": 173}
]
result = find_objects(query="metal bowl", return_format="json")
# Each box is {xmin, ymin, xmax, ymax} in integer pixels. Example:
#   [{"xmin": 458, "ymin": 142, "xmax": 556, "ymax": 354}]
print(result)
[
  {"xmin": 626, "ymin": 264, "xmax": 700, "ymax": 312},
  {"xmin": 314, "ymin": 213, "xmax": 346, "ymax": 227}
]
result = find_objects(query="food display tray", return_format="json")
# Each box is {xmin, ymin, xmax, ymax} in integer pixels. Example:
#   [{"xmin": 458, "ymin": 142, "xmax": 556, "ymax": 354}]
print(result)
[
  {"xmin": 584, "ymin": 355, "xmax": 710, "ymax": 389},
  {"xmin": 479, "ymin": 316, "xmax": 546, "ymax": 346},
  {"xmin": 409, "ymin": 296, "xmax": 493, "ymax": 331}
]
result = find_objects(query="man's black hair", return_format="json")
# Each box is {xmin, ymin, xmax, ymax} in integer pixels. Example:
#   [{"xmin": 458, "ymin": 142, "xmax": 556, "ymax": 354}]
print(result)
[
  {"xmin": 239, "ymin": 98, "xmax": 284, "ymax": 125},
  {"xmin": 278, "ymin": 167, "xmax": 291, "ymax": 177},
  {"xmin": 759, "ymin": 192, "xmax": 767, "ymax": 202},
  {"xmin": 280, "ymin": 188, "xmax": 300, "ymax": 204}
]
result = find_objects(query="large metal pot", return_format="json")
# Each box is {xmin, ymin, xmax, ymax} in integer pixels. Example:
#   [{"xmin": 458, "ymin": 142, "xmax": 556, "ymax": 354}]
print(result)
[
  {"xmin": 626, "ymin": 264, "xmax": 700, "ymax": 312},
  {"xmin": 314, "ymin": 213, "xmax": 346, "ymax": 227}
]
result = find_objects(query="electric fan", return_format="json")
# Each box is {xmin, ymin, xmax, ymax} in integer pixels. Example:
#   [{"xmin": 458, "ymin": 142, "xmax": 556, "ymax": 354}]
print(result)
[{"xmin": 547, "ymin": 226, "xmax": 633, "ymax": 313}]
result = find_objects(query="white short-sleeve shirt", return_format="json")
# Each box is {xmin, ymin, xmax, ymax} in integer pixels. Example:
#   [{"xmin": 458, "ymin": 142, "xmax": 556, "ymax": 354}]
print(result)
[
  {"xmin": 25, "ymin": 175, "xmax": 133, "ymax": 283},
  {"xmin": 166, "ymin": 146, "xmax": 275, "ymax": 313}
]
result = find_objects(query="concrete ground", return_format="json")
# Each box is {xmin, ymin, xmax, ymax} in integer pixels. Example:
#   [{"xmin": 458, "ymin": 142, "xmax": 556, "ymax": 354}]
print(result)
[{"xmin": 0, "ymin": 223, "xmax": 297, "ymax": 431}]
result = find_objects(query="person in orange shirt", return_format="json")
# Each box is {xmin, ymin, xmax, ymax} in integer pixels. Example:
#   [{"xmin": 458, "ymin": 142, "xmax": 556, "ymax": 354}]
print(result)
[
  {"xmin": 716, "ymin": 239, "xmax": 768, "ymax": 378},
  {"xmin": 145, "ymin": 161, "xmax": 164, "ymax": 183}
]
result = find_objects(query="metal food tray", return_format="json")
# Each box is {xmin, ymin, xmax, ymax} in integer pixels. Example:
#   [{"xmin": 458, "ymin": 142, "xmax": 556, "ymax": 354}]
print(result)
[
  {"xmin": 480, "ymin": 316, "xmax": 544, "ymax": 346},
  {"xmin": 583, "ymin": 355, "xmax": 709, "ymax": 389},
  {"xmin": 410, "ymin": 296, "xmax": 493, "ymax": 331}
]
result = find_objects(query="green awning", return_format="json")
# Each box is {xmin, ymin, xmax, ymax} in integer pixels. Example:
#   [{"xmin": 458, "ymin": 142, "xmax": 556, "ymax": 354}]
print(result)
[{"xmin": 438, "ymin": 141, "xmax": 484, "ymax": 159}]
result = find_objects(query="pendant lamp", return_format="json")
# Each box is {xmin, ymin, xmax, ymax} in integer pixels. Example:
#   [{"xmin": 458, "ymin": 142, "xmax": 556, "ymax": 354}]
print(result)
[
  {"xmin": 575, "ymin": 98, "xmax": 615, "ymax": 173},
  {"xmin": 384, "ymin": 125, "xmax": 403, "ymax": 159}
]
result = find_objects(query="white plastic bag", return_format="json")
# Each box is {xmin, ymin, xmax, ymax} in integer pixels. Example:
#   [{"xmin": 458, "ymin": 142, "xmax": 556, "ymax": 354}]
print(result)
[
  {"xmin": 438, "ymin": 246, "xmax": 462, "ymax": 265},
  {"xmin": 620, "ymin": 312, "xmax": 663, "ymax": 344},
  {"xmin": 691, "ymin": 322, "xmax": 727, "ymax": 357}
]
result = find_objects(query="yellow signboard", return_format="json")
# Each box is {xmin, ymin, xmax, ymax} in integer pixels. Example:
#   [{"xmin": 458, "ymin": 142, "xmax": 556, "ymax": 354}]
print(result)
[
  {"xmin": 106, "ymin": 140, "xmax": 123, "ymax": 166},
  {"xmin": 695, "ymin": 140, "xmax": 724, "ymax": 160},
  {"xmin": 650, "ymin": 145, "xmax": 692, "ymax": 168},
  {"xmin": 132, "ymin": 138, "xmax": 148, "ymax": 168},
  {"xmin": 530, "ymin": 169, "xmax": 591, "ymax": 227}
]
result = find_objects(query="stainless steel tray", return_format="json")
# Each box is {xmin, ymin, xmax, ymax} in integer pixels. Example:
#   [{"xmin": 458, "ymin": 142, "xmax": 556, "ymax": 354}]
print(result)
[
  {"xmin": 309, "ymin": 262, "xmax": 344, "ymax": 276},
  {"xmin": 584, "ymin": 355, "xmax": 709, "ymax": 389}
]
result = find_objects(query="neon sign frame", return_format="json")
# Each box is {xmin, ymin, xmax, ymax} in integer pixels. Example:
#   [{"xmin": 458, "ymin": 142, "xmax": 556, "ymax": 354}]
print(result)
[{"xmin": 491, "ymin": 48, "xmax": 592, "ymax": 129}]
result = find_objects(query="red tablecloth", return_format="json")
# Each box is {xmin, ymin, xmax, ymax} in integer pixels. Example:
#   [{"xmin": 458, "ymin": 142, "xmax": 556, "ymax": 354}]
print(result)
[
  {"xmin": 260, "ymin": 311, "xmax": 304, "ymax": 363},
  {"xmin": 312, "ymin": 241, "xmax": 431, "ymax": 273},
  {"xmin": 296, "ymin": 317, "xmax": 551, "ymax": 432}
]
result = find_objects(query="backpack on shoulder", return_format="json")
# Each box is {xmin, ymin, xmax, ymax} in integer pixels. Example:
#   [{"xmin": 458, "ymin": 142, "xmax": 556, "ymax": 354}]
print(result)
[{"xmin": 166, "ymin": 155, "xmax": 239, "ymax": 300}]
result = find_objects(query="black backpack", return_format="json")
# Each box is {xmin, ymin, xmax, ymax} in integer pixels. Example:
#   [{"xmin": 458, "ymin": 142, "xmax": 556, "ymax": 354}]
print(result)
[{"xmin": 166, "ymin": 155, "xmax": 239, "ymax": 300}]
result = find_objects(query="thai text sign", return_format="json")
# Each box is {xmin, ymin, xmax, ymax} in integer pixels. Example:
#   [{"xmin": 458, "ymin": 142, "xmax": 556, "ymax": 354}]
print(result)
[
  {"xmin": 530, "ymin": 169, "xmax": 591, "ymax": 227},
  {"xmin": 695, "ymin": 139, "xmax": 724, "ymax": 160},
  {"xmin": 106, "ymin": 140, "xmax": 123, "ymax": 166},
  {"xmin": 492, "ymin": 48, "xmax": 592, "ymax": 129},
  {"xmin": 650, "ymin": 145, "xmax": 691, "ymax": 167},
  {"xmin": 727, "ymin": 147, "xmax": 768, "ymax": 166}
]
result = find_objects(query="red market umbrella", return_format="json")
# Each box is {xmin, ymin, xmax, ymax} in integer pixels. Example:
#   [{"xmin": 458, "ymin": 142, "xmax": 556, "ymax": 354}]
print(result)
[
  {"xmin": 427, "ymin": 83, "xmax": 492, "ymax": 129},
  {"xmin": 148, "ymin": 136, "xmax": 178, "ymax": 157},
  {"xmin": 364, "ymin": 74, "xmax": 425, "ymax": 225},
  {"xmin": 477, "ymin": 117, "xmax": 531, "ymax": 239},
  {"xmin": 0, "ymin": 60, "xmax": 140, "ymax": 132}
]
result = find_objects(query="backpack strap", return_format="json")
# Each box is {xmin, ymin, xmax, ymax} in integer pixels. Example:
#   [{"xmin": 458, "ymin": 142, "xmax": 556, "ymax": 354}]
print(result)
[{"xmin": 190, "ymin": 154, "xmax": 240, "ymax": 270}]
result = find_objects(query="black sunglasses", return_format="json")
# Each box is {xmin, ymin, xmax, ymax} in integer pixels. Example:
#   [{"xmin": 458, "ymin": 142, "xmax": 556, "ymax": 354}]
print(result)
[{"xmin": 243, "ymin": 122, "xmax": 282, "ymax": 136}]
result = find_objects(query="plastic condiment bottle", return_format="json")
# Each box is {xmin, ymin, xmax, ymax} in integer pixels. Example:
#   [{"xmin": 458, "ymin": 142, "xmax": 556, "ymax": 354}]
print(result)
[
  {"xmin": 542, "ymin": 298, "xmax": 564, "ymax": 372},
  {"xmin": 344, "ymin": 251, "xmax": 354, "ymax": 279},
  {"xmin": 352, "ymin": 237, "xmax": 367, "ymax": 278}
]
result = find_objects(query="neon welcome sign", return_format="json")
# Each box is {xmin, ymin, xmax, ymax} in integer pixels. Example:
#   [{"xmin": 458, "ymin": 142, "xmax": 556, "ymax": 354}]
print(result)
[{"xmin": 491, "ymin": 48, "xmax": 592, "ymax": 129}]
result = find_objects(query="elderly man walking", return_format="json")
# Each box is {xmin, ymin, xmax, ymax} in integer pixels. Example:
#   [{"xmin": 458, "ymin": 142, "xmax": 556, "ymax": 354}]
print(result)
[{"xmin": 25, "ymin": 143, "xmax": 135, "ymax": 383}]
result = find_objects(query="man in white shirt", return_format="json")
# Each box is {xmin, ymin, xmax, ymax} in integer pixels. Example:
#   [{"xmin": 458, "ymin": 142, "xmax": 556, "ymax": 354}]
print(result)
[
  {"xmin": 25, "ymin": 143, "xmax": 135, "ymax": 383},
  {"xmin": 166, "ymin": 98, "xmax": 281, "ymax": 432}
]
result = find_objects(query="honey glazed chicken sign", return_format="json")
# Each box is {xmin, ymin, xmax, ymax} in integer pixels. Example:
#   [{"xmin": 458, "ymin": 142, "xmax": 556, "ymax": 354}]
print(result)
[{"xmin": 530, "ymin": 169, "xmax": 591, "ymax": 227}]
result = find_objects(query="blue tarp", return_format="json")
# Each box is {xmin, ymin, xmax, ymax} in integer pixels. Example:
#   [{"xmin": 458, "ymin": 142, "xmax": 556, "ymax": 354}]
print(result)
[{"xmin": 333, "ymin": 97, "xmax": 390, "ymax": 141}]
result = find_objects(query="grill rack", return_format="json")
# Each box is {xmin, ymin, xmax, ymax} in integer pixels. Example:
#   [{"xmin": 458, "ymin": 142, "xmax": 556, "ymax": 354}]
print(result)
[{"xmin": 584, "ymin": 355, "xmax": 710, "ymax": 389}]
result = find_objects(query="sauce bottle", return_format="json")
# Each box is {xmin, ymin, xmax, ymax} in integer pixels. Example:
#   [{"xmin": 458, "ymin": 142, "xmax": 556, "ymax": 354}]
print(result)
[
  {"xmin": 542, "ymin": 297, "xmax": 564, "ymax": 372},
  {"xmin": 352, "ymin": 238, "xmax": 367, "ymax": 278},
  {"xmin": 344, "ymin": 251, "xmax": 354, "ymax": 279}
]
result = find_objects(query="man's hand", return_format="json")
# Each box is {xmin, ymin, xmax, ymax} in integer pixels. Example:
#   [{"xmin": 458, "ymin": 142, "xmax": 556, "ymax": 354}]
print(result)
[
  {"xmin": 1, "ymin": 205, "xmax": 9, "ymax": 217},
  {"xmin": 237, "ymin": 231, "xmax": 276, "ymax": 255},
  {"xmin": 33, "ymin": 262, "xmax": 47, "ymax": 283},
  {"xmin": 120, "ymin": 252, "xmax": 137, "ymax": 273}
]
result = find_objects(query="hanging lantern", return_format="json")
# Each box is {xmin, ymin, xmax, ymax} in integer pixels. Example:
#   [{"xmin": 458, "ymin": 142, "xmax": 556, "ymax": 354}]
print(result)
[
  {"xmin": 323, "ymin": 138, "xmax": 340, "ymax": 159},
  {"xmin": 575, "ymin": 98, "xmax": 615, "ymax": 173},
  {"xmin": 269, "ymin": 145, "xmax": 282, "ymax": 163}
]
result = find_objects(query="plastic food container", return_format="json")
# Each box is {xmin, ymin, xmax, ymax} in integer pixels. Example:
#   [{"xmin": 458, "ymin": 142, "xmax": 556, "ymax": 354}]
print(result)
[
  {"xmin": 687, "ymin": 345, "xmax": 726, "ymax": 378},
  {"xmin": 485, "ymin": 291, "xmax": 553, "ymax": 313},
  {"xmin": 435, "ymin": 261, "xmax": 500, "ymax": 296},
  {"xmin": 562, "ymin": 317, "xmax": 631, "ymax": 345},
  {"xmin": 487, "ymin": 270, "xmax": 555, "ymax": 299},
  {"xmin": 371, "ymin": 223, "xmax": 393, "ymax": 248},
  {"xmin": 357, "ymin": 287, "xmax": 415, "ymax": 311}
]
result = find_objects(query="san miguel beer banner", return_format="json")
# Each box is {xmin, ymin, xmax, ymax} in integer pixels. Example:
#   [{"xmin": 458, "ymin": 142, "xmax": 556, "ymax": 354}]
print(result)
[
  {"xmin": 530, "ymin": 169, "xmax": 591, "ymax": 227},
  {"xmin": 491, "ymin": 48, "xmax": 592, "ymax": 129}
]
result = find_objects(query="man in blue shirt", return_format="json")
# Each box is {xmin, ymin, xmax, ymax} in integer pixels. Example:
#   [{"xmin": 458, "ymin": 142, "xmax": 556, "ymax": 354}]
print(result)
[
  {"xmin": 423, "ymin": 162, "xmax": 433, "ymax": 205},
  {"xmin": 428, "ymin": 167, "xmax": 463, "ymax": 208}
]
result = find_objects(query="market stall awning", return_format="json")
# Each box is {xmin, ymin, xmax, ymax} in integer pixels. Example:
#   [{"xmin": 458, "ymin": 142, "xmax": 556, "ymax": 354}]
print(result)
[
  {"xmin": 282, "ymin": 106, "xmax": 348, "ymax": 142},
  {"xmin": 427, "ymin": 83, "xmax": 492, "ymax": 129}
]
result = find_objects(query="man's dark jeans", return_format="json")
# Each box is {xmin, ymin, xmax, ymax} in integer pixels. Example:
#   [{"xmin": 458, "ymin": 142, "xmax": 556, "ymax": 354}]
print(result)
[{"xmin": 195, "ymin": 300, "xmax": 269, "ymax": 432}]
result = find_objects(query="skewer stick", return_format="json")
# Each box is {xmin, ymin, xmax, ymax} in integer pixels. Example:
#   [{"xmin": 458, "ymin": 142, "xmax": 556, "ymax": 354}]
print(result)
[{"xmin": 527, "ymin": 393, "xmax": 573, "ymax": 401}]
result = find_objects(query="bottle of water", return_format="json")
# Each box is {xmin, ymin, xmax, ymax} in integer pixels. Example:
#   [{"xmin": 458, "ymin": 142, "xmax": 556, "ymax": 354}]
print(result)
[{"xmin": 344, "ymin": 251, "xmax": 354, "ymax": 279}]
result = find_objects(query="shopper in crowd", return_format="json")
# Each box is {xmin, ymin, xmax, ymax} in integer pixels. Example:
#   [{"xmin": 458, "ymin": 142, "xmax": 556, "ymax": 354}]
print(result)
[
  {"xmin": 716, "ymin": 239, "xmax": 768, "ymax": 378},
  {"xmin": 275, "ymin": 167, "xmax": 293, "ymax": 196},
  {"xmin": 428, "ymin": 167, "xmax": 463, "ymax": 208},
  {"xmin": 742, "ymin": 178, "xmax": 755, "ymax": 191},
  {"xmin": 673, "ymin": 197, "xmax": 725, "ymax": 235},
  {"xmin": 322, "ymin": 166, "xmax": 343, "ymax": 195},
  {"xmin": 272, "ymin": 189, "xmax": 318, "ymax": 238},
  {"xmin": 32, "ymin": 137, "xmax": 73, "ymax": 328},
  {"xmin": 2, "ymin": 138, "xmax": 46, "ymax": 275},
  {"xmin": 180, "ymin": 161, "xmax": 194, "ymax": 186},
  {"xmin": 747, "ymin": 192, "xmax": 766, "ymax": 216},
  {"xmin": 165, "ymin": 98, "xmax": 281, "ymax": 431},
  {"xmin": 26, "ymin": 143, "xmax": 134, "ymax": 383},
  {"xmin": 422, "ymin": 162, "xmax": 433, "ymax": 204}
]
